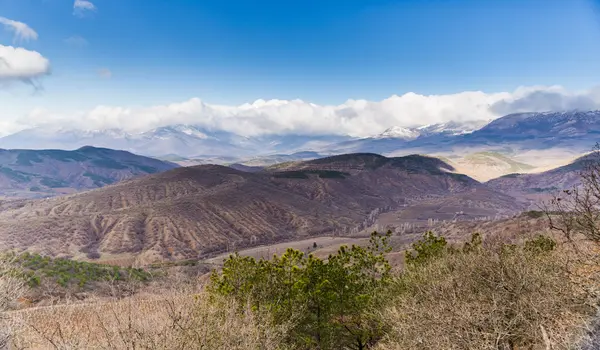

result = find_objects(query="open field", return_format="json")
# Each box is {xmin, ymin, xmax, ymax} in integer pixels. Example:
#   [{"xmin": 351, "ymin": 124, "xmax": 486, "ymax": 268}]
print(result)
[{"xmin": 205, "ymin": 236, "xmax": 367, "ymax": 264}]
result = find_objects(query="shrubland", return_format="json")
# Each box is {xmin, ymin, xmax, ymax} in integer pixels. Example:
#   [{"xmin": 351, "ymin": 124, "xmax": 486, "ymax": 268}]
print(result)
[
  {"xmin": 0, "ymin": 226, "xmax": 597, "ymax": 350},
  {"xmin": 5, "ymin": 144, "xmax": 600, "ymax": 349}
]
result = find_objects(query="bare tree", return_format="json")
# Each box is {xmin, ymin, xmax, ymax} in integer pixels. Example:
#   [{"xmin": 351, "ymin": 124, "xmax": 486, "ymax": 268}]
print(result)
[
  {"xmin": 543, "ymin": 143, "xmax": 600, "ymax": 245},
  {"xmin": 0, "ymin": 255, "xmax": 25, "ymax": 349}
]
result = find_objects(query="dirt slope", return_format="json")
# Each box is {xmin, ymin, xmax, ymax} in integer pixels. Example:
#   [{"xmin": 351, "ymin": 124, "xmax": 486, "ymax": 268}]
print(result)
[{"xmin": 0, "ymin": 154, "xmax": 487, "ymax": 264}]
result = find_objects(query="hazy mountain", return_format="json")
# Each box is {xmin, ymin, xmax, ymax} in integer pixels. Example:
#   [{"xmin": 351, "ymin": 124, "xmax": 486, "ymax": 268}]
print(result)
[
  {"xmin": 486, "ymin": 154, "xmax": 592, "ymax": 195},
  {"xmin": 376, "ymin": 126, "xmax": 421, "ymax": 140},
  {"xmin": 0, "ymin": 146, "xmax": 178, "ymax": 199},
  {"xmin": 0, "ymin": 153, "xmax": 495, "ymax": 263},
  {"xmin": 239, "ymin": 151, "xmax": 324, "ymax": 167},
  {"xmin": 454, "ymin": 111, "xmax": 600, "ymax": 151},
  {"xmin": 0, "ymin": 128, "xmax": 134, "ymax": 152},
  {"xmin": 326, "ymin": 120, "xmax": 492, "ymax": 155},
  {"xmin": 416, "ymin": 120, "xmax": 492, "ymax": 137},
  {"xmin": 436, "ymin": 152, "xmax": 536, "ymax": 182},
  {"xmin": 2, "ymin": 111, "xmax": 599, "ymax": 158},
  {"xmin": 339, "ymin": 111, "xmax": 600, "ymax": 155},
  {"xmin": 0, "ymin": 126, "xmax": 348, "ymax": 159}
]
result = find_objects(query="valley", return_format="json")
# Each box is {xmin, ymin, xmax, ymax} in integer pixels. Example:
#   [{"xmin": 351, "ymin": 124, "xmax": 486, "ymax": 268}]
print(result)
[
  {"xmin": 0, "ymin": 110, "xmax": 595, "ymax": 267},
  {"xmin": 0, "ymin": 144, "xmax": 588, "ymax": 266},
  {"xmin": 5, "ymin": 3, "xmax": 600, "ymax": 347}
]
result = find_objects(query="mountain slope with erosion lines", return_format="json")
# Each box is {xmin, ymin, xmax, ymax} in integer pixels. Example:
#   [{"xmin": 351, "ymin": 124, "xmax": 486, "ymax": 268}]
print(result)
[{"xmin": 0, "ymin": 154, "xmax": 490, "ymax": 264}]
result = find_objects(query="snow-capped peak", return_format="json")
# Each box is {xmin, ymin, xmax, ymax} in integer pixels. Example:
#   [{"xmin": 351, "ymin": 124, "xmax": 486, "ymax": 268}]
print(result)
[
  {"xmin": 376, "ymin": 126, "xmax": 421, "ymax": 140},
  {"xmin": 171, "ymin": 125, "xmax": 209, "ymax": 139},
  {"xmin": 417, "ymin": 120, "xmax": 491, "ymax": 136},
  {"xmin": 372, "ymin": 120, "xmax": 491, "ymax": 140}
]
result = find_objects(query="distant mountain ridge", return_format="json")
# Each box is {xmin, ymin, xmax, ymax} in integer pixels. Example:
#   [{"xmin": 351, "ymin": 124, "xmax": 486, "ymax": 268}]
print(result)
[
  {"xmin": 0, "ymin": 146, "xmax": 178, "ymax": 199},
  {"xmin": 0, "ymin": 153, "xmax": 491, "ymax": 263},
  {"xmin": 1, "ymin": 111, "xmax": 599, "ymax": 159},
  {"xmin": 486, "ymin": 153, "xmax": 592, "ymax": 195},
  {"xmin": 0, "ymin": 148, "xmax": 591, "ymax": 263}
]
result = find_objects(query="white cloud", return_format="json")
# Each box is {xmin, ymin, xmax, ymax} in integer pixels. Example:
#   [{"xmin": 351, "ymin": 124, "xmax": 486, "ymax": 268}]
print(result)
[
  {"xmin": 73, "ymin": 0, "xmax": 96, "ymax": 17},
  {"xmin": 0, "ymin": 17, "xmax": 38, "ymax": 42},
  {"xmin": 489, "ymin": 86, "xmax": 600, "ymax": 115},
  {"xmin": 0, "ymin": 19, "xmax": 49, "ymax": 89},
  {"xmin": 64, "ymin": 35, "xmax": 88, "ymax": 47},
  {"xmin": 0, "ymin": 45, "xmax": 51, "ymax": 84},
  {"xmin": 6, "ymin": 85, "xmax": 600, "ymax": 138}
]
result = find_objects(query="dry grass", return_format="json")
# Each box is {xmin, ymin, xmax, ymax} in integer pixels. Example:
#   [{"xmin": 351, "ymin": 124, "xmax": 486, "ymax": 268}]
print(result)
[
  {"xmin": 4, "ymin": 217, "xmax": 600, "ymax": 349},
  {"xmin": 11, "ymin": 293, "xmax": 292, "ymax": 350},
  {"xmin": 0, "ymin": 256, "xmax": 25, "ymax": 348},
  {"xmin": 376, "ymin": 240, "xmax": 595, "ymax": 350}
]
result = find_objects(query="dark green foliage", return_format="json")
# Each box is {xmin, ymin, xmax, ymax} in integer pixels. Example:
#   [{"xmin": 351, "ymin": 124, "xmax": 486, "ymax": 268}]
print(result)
[
  {"xmin": 273, "ymin": 171, "xmax": 309, "ymax": 179},
  {"xmin": 83, "ymin": 172, "xmax": 115, "ymax": 186},
  {"xmin": 448, "ymin": 173, "xmax": 474, "ymax": 183},
  {"xmin": 524, "ymin": 235, "xmax": 556, "ymax": 254},
  {"xmin": 307, "ymin": 154, "xmax": 457, "ymax": 174},
  {"xmin": 0, "ymin": 167, "xmax": 32, "ymax": 182},
  {"xmin": 209, "ymin": 231, "xmax": 393, "ymax": 350},
  {"xmin": 91, "ymin": 159, "xmax": 128, "ymax": 169},
  {"xmin": 462, "ymin": 232, "xmax": 483, "ymax": 253},
  {"xmin": 9, "ymin": 252, "xmax": 152, "ymax": 289},
  {"xmin": 405, "ymin": 232, "xmax": 557, "ymax": 269},
  {"xmin": 501, "ymin": 173, "xmax": 521, "ymax": 178},
  {"xmin": 522, "ymin": 210, "xmax": 545, "ymax": 219},
  {"xmin": 308, "ymin": 153, "xmax": 389, "ymax": 170},
  {"xmin": 312, "ymin": 170, "xmax": 349, "ymax": 179},
  {"xmin": 273, "ymin": 170, "xmax": 350, "ymax": 179},
  {"xmin": 530, "ymin": 187, "xmax": 559, "ymax": 193},
  {"xmin": 133, "ymin": 165, "xmax": 158, "ymax": 173},
  {"xmin": 39, "ymin": 150, "xmax": 90, "ymax": 162},
  {"xmin": 389, "ymin": 155, "xmax": 455, "ymax": 174},
  {"xmin": 40, "ymin": 177, "xmax": 68, "ymax": 188},
  {"xmin": 404, "ymin": 231, "xmax": 448, "ymax": 266},
  {"xmin": 15, "ymin": 152, "xmax": 43, "ymax": 166},
  {"xmin": 29, "ymin": 186, "xmax": 41, "ymax": 192}
]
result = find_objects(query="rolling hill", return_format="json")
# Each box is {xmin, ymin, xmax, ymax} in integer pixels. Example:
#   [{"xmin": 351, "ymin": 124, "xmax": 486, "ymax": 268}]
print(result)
[
  {"xmin": 0, "ymin": 146, "xmax": 178, "ymax": 199},
  {"xmin": 0, "ymin": 153, "xmax": 492, "ymax": 264},
  {"xmin": 486, "ymin": 154, "xmax": 591, "ymax": 194},
  {"xmin": 435, "ymin": 152, "xmax": 535, "ymax": 182}
]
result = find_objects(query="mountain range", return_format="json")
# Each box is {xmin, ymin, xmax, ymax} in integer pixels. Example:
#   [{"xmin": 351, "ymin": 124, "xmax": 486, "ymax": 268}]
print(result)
[
  {"xmin": 0, "ymin": 148, "xmax": 591, "ymax": 264},
  {"xmin": 0, "ymin": 154, "xmax": 485, "ymax": 263},
  {"xmin": 3, "ymin": 111, "xmax": 599, "ymax": 160},
  {"xmin": 0, "ymin": 147, "xmax": 177, "ymax": 199},
  {"xmin": 486, "ymin": 153, "xmax": 592, "ymax": 195}
]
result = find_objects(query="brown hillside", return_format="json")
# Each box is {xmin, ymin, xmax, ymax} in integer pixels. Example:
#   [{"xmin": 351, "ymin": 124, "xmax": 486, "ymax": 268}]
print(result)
[
  {"xmin": 0, "ymin": 146, "xmax": 178, "ymax": 199},
  {"xmin": 0, "ymin": 154, "xmax": 491, "ymax": 264},
  {"xmin": 486, "ymin": 155, "xmax": 589, "ymax": 195}
]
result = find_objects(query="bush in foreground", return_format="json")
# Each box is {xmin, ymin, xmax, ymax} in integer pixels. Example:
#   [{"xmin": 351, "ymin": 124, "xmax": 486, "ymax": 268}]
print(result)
[
  {"xmin": 378, "ymin": 233, "xmax": 591, "ymax": 350},
  {"xmin": 208, "ymin": 231, "xmax": 393, "ymax": 350},
  {"xmin": 4, "ymin": 231, "xmax": 598, "ymax": 349},
  {"xmin": 0, "ymin": 256, "xmax": 25, "ymax": 348}
]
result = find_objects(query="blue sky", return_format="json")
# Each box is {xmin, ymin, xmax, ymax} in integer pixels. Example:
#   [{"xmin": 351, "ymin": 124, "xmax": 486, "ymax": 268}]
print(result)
[{"xmin": 1, "ymin": 0, "xmax": 600, "ymax": 135}]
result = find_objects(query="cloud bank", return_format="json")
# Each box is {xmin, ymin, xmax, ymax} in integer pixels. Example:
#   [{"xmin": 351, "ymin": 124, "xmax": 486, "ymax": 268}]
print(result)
[
  {"xmin": 0, "ymin": 45, "xmax": 51, "ymax": 84},
  {"xmin": 0, "ymin": 18, "xmax": 50, "ymax": 87},
  {"xmin": 8, "ymin": 85, "xmax": 600, "ymax": 138},
  {"xmin": 0, "ymin": 17, "xmax": 38, "ymax": 42}
]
